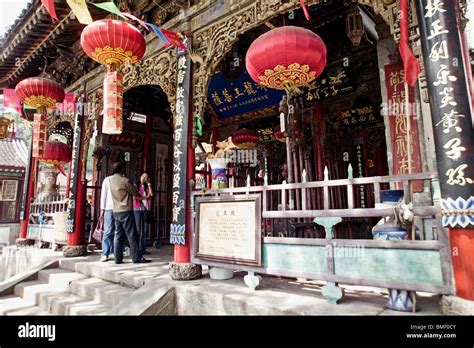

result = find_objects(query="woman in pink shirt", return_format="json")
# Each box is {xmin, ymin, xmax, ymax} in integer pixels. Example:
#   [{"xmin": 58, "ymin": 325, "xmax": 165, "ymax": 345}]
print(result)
[{"xmin": 133, "ymin": 173, "xmax": 153, "ymax": 255}]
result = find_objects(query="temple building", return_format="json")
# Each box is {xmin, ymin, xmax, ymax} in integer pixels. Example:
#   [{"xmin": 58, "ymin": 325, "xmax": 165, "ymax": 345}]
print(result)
[{"xmin": 0, "ymin": 0, "xmax": 473, "ymax": 315}]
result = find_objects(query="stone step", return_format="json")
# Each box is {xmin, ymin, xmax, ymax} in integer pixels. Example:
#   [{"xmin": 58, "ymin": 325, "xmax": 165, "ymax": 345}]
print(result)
[
  {"xmin": 73, "ymin": 261, "xmax": 158, "ymax": 285},
  {"xmin": 38, "ymin": 268, "xmax": 88, "ymax": 285},
  {"xmin": 48, "ymin": 293, "xmax": 110, "ymax": 315},
  {"xmin": 14, "ymin": 280, "xmax": 70, "ymax": 303},
  {"xmin": 0, "ymin": 295, "xmax": 37, "ymax": 315},
  {"xmin": 37, "ymin": 290, "xmax": 71, "ymax": 313},
  {"xmin": 58, "ymin": 257, "xmax": 95, "ymax": 273},
  {"xmin": 69, "ymin": 277, "xmax": 135, "ymax": 308},
  {"xmin": 5, "ymin": 304, "xmax": 52, "ymax": 315}
]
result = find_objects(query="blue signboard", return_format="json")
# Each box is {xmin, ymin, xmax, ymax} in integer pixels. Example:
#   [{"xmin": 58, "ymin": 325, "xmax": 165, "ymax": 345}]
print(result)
[{"xmin": 207, "ymin": 65, "xmax": 285, "ymax": 119}]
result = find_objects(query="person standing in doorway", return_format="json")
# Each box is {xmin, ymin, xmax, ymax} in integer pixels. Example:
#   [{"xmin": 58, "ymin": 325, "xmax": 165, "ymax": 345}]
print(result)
[
  {"xmin": 109, "ymin": 161, "xmax": 150, "ymax": 264},
  {"xmin": 99, "ymin": 175, "xmax": 115, "ymax": 262},
  {"xmin": 133, "ymin": 173, "xmax": 153, "ymax": 255}
]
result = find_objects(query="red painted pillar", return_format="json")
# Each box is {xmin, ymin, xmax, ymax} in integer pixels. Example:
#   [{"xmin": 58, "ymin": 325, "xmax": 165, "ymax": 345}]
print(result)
[
  {"xmin": 142, "ymin": 114, "xmax": 153, "ymax": 172},
  {"xmin": 174, "ymin": 100, "xmax": 195, "ymax": 264},
  {"xmin": 19, "ymin": 158, "xmax": 37, "ymax": 239},
  {"xmin": 449, "ymin": 228, "xmax": 474, "ymax": 300}
]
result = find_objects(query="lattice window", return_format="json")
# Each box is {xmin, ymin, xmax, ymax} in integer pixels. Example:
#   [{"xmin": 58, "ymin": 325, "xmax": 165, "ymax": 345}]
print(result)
[{"xmin": 0, "ymin": 180, "xmax": 18, "ymax": 201}]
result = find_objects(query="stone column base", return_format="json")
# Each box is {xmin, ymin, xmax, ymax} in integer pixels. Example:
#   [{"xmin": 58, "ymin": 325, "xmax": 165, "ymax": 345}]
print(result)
[
  {"xmin": 169, "ymin": 262, "xmax": 202, "ymax": 280},
  {"xmin": 440, "ymin": 295, "xmax": 474, "ymax": 315},
  {"xmin": 15, "ymin": 238, "xmax": 34, "ymax": 247},
  {"xmin": 63, "ymin": 245, "xmax": 87, "ymax": 257}
]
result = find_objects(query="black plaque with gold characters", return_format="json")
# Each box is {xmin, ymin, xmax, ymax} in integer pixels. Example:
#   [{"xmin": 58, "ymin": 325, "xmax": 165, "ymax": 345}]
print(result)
[
  {"xmin": 66, "ymin": 94, "xmax": 84, "ymax": 233},
  {"xmin": 170, "ymin": 52, "xmax": 191, "ymax": 244},
  {"xmin": 415, "ymin": 0, "xmax": 474, "ymax": 228}
]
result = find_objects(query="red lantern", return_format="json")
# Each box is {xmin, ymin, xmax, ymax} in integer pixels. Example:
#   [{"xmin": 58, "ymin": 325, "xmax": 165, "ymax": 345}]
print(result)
[
  {"xmin": 231, "ymin": 129, "xmax": 260, "ymax": 149},
  {"xmin": 15, "ymin": 77, "xmax": 65, "ymax": 111},
  {"xmin": 40, "ymin": 141, "xmax": 72, "ymax": 164},
  {"xmin": 274, "ymin": 125, "xmax": 286, "ymax": 143},
  {"xmin": 80, "ymin": 19, "xmax": 146, "ymax": 134},
  {"xmin": 15, "ymin": 77, "xmax": 65, "ymax": 158},
  {"xmin": 246, "ymin": 26, "xmax": 327, "ymax": 93}
]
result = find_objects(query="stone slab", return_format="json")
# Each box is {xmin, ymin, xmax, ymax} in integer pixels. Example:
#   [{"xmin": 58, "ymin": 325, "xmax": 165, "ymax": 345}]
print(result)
[
  {"xmin": 70, "ymin": 277, "xmax": 135, "ymax": 307},
  {"xmin": 108, "ymin": 279, "xmax": 175, "ymax": 315},
  {"xmin": 0, "ymin": 295, "xmax": 36, "ymax": 315},
  {"xmin": 441, "ymin": 295, "xmax": 474, "ymax": 315},
  {"xmin": 14, "ymin": 280, "xmax": 70, "ymax": 303},
  {"xmin": 38, "ymin": 268, "xmax": 88, "ymax": 285}
]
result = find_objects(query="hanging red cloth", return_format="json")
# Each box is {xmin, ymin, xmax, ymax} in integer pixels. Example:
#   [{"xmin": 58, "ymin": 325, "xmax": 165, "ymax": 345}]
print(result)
[
  {"xmin": 398, "ymin": 0, "xmax": 420, "ymax": 87},
  {"xmin": 41, "ymin": 0, "xmax": 58, "ymax": 22},
  {"xmin": 161, "ymin": 29, "xmax": 186, "ymax": 49},
  {"xmin": 3, "ymin": 89, "xmax": 24, "ymax": 117}
]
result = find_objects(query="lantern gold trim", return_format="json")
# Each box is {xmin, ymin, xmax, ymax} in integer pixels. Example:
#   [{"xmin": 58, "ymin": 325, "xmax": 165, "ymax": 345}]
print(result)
[
  {"xmin": 24, "ymin": 95, "xmax": 57, "ymax": 109},
  {"xmin": 259, "ymin": 63, "xmax": 317, "ymax": 92},
  {"xmin": 92, "ymin": 46, "xmax": 139, "ymax": 66}
]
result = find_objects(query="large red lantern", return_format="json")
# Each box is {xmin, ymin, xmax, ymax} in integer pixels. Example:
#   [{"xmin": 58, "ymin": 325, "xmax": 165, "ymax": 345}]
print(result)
[
  {"xmin": 232, "ymin": 129, "xmax": 260, "ymax": 149},
  {"xmin": 40, "ymin": 141, "xmax": 72, "ymax": 164},
  {"xmin": 80, "ymin": 19, "xmax": 146, "ymax": 134},
  {"xmin": 15, "ymin": 77, "xmax": 65, "ymax": 158},
  {"xmin": 246, "ymin": 26, "xmax": 327, "ymax": 93},
  {"xmin": 39, "ymin": 141, "xmax": 72, "ymax": 176}
]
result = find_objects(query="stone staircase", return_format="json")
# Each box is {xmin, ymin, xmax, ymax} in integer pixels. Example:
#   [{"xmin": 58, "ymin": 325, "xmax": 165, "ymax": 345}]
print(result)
[{"xmin": 0, "ymin": 259, "xmax": 138, "ymax": 315}]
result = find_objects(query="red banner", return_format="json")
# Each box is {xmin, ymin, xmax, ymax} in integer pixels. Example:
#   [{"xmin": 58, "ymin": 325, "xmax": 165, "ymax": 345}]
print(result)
[
  {"xmin": 384, "ymin": 63, "xmax": 423, "ymax": 191},
  {"xmin": 3, "ymin": 89, "xmax": 24, "ymax": 116},
  {"xmin": 32, "ymin": 113, "xmax": 47, "ymax": 158}
]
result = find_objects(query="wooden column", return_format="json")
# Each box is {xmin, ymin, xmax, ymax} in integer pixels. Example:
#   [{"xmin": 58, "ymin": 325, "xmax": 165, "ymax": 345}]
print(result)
[
  {"xmin": 415, "ymin": 0, "xmax": 474, "ymax": 301},
  {"xmin": 64, "ymin": 92, "xmax": 87, "ymax": 256},
  {"xmin": 18, "ymin": 144, "xmax": 35, "ymax": 241},
  {"xmin": 169, "ymin": 52, "xmax": 202, "ymax": 280}
]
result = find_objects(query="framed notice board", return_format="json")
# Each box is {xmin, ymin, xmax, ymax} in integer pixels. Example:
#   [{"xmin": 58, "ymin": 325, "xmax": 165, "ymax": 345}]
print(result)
[{"xmin": 194, "ymin": 194, "xmax": 261, "ymax": 266}]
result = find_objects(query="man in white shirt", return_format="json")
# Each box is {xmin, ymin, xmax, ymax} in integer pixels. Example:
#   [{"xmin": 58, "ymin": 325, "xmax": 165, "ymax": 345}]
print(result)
[{"xmin": 100, "ymin": 175, "xmax": 115, "ymax": 262}]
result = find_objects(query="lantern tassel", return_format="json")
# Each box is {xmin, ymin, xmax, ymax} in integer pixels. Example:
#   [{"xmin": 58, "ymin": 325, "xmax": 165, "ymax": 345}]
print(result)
[
  {"xmin": 282, "ymin": 81, "xmax": 303, "ymax": 95},
  {"xmin": 299, "ymin": 0, "xmax": 311, "ymax": 21},
  {"xmin": 56, "ymin": 162, "xmax": 66, "ymax": 176}
]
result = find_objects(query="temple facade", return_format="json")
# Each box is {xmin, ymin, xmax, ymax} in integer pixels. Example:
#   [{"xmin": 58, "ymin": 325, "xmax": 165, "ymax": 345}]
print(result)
[{"xmin": 0, "ymin": 0, "xmax": 473, "ymax": 314}]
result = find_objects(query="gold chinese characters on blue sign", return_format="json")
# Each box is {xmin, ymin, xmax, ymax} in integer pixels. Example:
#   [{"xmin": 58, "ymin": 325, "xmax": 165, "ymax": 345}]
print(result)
[{"xmin": 207, "ymin": 65, "xmax": 284, "ymax": 119}]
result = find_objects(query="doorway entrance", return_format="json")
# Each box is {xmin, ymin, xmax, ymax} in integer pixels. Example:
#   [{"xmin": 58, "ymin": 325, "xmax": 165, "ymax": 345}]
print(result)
[{"xmin": 89, "ymin": 84, "xmax": 173, "ymax": 245}]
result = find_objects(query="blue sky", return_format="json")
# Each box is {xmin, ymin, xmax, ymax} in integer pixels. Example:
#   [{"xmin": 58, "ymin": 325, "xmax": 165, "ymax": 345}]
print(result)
[{"xmin": 0, "ymin": 0, "xmax": 31, "ymax": 37}]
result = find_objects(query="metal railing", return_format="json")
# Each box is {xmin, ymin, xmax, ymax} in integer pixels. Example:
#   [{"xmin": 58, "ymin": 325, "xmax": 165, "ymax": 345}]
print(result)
[
  {"xmin": 30, "ymin": 194, "xmax": 68, "ymax": 215},
  {"xmin": 191, "ymin": 171, "xmax": 454, "ymax": 295}
]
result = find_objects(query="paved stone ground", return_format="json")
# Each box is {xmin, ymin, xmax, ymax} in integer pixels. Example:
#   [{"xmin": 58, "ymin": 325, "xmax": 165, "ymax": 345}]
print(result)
[
  {"xmin": 85, "ymin": 245, "xmax": 441, "ymax": 315},
  {"xmin": 1, "ymin": 244, "xmax": 441, "ymax": 315}
]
